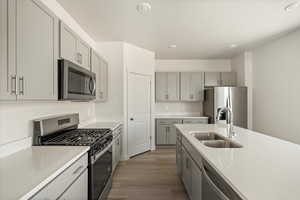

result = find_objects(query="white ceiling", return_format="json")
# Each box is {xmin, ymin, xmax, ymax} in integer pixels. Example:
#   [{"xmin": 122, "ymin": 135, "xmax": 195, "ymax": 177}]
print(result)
[{"xmin": 57, "ymin": 0, "xmax": 300, "ymax": 59}]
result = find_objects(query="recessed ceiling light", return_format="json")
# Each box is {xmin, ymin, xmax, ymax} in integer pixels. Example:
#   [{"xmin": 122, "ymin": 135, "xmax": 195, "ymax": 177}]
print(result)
[
  {"xmin": 230, "ymin": 44, "xmax": 238, "ymax": 48},
  {"xmin": 136, "ymin": 2, "xmax": 152, "ymax": 15},
  {"xmin": 285, "ymin": 2, "xmax": 300, "ymax": 12},
  {"xmin": 168, "ymin": 44, "xmax": 177, "ymax": 48}
]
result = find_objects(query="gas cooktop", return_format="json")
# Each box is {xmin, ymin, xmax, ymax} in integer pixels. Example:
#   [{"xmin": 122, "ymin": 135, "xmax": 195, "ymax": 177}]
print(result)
[{"xmin": 42, "ymin": 128, "xmax": 111, "ymax": 146}]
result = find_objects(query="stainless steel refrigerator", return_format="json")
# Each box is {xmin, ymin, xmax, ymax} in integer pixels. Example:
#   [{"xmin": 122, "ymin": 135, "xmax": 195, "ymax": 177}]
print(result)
[{"xmin": 203, "ymin": 87, "xmax": 248, "ymax": 128}]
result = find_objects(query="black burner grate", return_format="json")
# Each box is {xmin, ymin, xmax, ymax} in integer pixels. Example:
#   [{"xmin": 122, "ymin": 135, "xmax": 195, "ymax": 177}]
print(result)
[{"xmin": 42, "ymin": 129, "xmax": 111, "ymax": 146}]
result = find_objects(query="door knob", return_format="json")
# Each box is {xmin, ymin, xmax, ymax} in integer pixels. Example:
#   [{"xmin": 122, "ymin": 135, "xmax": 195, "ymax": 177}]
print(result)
[{"xmin": 130, "ymin": 118, "xmax": 134, "ymax": 121}]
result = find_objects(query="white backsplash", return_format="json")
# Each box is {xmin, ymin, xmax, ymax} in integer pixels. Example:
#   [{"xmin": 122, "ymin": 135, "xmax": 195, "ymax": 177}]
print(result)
[
  {"xmin": 154, "ymin": 102, "xmax": 203, "ymax": 116},
  {"xmin": 0, "ymin": 101, "xmax": 96, "ymax": 157}
]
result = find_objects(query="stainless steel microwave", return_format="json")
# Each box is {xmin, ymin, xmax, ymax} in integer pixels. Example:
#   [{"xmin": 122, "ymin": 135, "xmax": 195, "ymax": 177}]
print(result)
[{"xmin": 58, "ymin": 59, "xmax": 96, "ymax": 101}]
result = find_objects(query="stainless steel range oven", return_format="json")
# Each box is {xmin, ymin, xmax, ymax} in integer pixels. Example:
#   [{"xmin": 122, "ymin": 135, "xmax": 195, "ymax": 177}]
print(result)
[
  {"xmin": 58, "ymin": 59, "xmax": 96, "ymax": 101},
  {"xmin": 33, "ymin": 113, "xmax": 113, "ymax": 200},
  {"xmin": 90, "ymin": 144, "xmax": 112, "ymax": 200}
]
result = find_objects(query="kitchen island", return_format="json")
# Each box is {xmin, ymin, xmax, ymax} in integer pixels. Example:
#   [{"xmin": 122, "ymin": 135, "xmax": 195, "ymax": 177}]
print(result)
[{"xmin": 175, "ymin": 123, "xmax": 300, "ymax": 200}]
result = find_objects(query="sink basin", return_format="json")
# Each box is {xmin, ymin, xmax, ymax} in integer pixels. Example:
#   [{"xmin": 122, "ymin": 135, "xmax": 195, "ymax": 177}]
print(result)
[
  {"xmin": 203, "ymin": 140, "xmax": 243, "ymax": 148},
  {"xmin": 193, "ymin": 132, "xmax": 225, "ymax": 141}
]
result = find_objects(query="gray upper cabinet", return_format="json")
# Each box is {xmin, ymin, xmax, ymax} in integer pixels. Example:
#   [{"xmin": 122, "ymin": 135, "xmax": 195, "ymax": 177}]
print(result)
[
  {"xmin": 0, "ymin": 0, "xmax": 16, "ymax": 100},
  {"xmin": 60, "ymin": 22, "xmax": 77, "ymax": 63},
  {"xmin": 204, "ymin": 72, "xmax": 221, "ymax": 87},
  {"xmin": 16, "ymin": 0, "xmax": 58, "ymax": 100},
  {"xmin": 180, "ymin": 72, "xmax": 204, "ymax": 102},
  {"xmin": 77, "ymin": 40, "xmax": 90, "ymax": 70},
  {"xmin": 155, "ymin": 72, "xmax": 180, "ymax": 102},
  {"xmin": 60, "ymin": 22, "xmax": 91, "ymax": 71},
  {"xmin": 0, "ymin": 0, "xmax": 58, "ymax": 101},
  {"xmin": 91, "ymin": 50, "xmax": 108, "ymax": 102},
  {"xmin": 221, "ymin": 72, "xmax": 237, "ymax": 86},
  {"xmin": 204, "ymin": 72, "xmax": 236, "ymax": 87}
]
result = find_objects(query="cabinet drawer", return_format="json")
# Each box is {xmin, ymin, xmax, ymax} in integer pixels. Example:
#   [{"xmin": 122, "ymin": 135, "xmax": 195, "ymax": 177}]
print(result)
[
  {"xmin": 31, "ymin": 153, "xmax": 88, "ymax": 200},
  {"xmin": 183, "ymin": 119, "xmax": 208, "ymax": 124},
  {"xmin": 157, "ymin": 119, "xmax": 182, "ymax": 125}
]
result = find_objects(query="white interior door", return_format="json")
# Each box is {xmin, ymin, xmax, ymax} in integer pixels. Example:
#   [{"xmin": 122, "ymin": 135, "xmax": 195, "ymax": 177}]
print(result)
[{"xmin": 128, "ymin": 72, "xmax": 151, "ymax": 157}]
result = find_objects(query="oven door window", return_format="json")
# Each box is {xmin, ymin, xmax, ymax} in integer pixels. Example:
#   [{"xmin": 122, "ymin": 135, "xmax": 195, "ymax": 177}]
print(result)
[
  {"xmin": 68, "ymin": 69, "xmax": 92, "ymax": 95},
  {"xmin": 91, "ymin": 147, "xmax": 112, "ymax": 200}
]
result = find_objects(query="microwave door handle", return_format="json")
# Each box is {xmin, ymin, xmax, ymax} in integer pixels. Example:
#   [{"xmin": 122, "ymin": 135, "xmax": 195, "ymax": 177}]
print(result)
[
  {"xmin": 88, "ymin": 78, "xmax": 94, "ymax": 94},
  {"xmin": 92, "ymin": 79, "xmax": 96, "ymax": 95}
]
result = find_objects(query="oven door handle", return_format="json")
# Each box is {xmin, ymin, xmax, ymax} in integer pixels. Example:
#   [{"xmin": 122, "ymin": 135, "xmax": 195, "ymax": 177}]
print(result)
[{"xmin": 91, "ymin": 142, "xmax": 113, "ymax": 164}]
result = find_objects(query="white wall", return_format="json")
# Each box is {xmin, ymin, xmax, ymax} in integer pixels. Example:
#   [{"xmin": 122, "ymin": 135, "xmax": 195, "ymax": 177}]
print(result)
[
  {"xmin": 0, "ymin": 0, "xmax": 97, "ymax": 157},
  {"xmin": 252, "ymin": 28, "xmax": 300, "ymax": 144},
  {"xmin": 155, "ymin": 59, "xmax": 231, "ymax": 115},
  {"xmin": 0, "ymin": 102, "xmax": 95, "ymax": 157}
]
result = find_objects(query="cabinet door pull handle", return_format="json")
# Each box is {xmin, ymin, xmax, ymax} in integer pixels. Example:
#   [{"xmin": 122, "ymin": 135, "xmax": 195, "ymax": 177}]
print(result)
[
  {"xmin": 77, "ymin": 52, "xmax": 83, "ymax": 64},
  {"xmin": 186, "ymin": 158, "xmax": 189, "ymax": 169},
  {"xmin": 11, "ymin": 75, "xmax": 17, "ymax": 95},
  {"xmin": 19, "ymin": 77, "xmax": 24, "ymax": 95},
  {"xmin": 73, "ymin": 165, "xmax": 83, "ymax": 175}
]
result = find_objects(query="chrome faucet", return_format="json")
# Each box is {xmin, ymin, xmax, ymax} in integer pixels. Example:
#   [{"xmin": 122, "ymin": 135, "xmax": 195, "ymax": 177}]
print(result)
[{"xmin": 216, "ymin": 107, "xmax": 235, "ymax": 138}]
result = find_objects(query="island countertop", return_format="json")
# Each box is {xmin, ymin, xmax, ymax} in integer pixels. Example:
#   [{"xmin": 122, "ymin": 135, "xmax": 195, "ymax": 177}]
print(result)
[
  {"xmin": 0, "ymin": 146, "xmax": 89, "ymax": 200},
  {"xmin": 175, "ymin": 123, "xmax": 300, "ymax": 200}
]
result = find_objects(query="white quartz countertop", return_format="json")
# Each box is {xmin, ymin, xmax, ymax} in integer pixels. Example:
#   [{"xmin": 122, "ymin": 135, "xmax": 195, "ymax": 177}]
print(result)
[
  {"xmin": 175, "ymin": 124, "xmax": 300, "ymax": 200},
  {"xmin": 83, "ymin": 121, "xmax": 122, "ymax": 130},
  {"xmin": 154, "ymin": 114, "xmax": 208, "ymax": 119},
  {"xmin": 0, "ymin": 146, "xmax": 89, "ymax": 200}
]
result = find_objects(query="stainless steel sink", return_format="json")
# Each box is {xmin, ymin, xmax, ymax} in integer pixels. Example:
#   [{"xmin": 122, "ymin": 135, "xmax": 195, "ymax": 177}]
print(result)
[
  {"xmin": 193, "ymin": 132, "xmax": 225, "ymax": 141},
  {"xmin": 203, "ymin": 140, "xmax": 243, "ymax": 148}
]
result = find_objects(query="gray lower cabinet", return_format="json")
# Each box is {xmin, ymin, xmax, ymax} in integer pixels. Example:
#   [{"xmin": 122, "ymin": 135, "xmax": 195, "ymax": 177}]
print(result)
[
  {"xmin": 91, "ymin": 50, "xmax": 108, "ymax": 102},
  {"xmin": 181, "ymin": 145, "xmax": 203, "ymax": 200},
  {"xmin": 60, "ymin": 21, "xmax": 91, "ymax": 71},
  {"xmin": 191, "ymin": 159, "xmax": 202, "ymax": 200},
  {"xmin": 156, "ymin": 119, "xmax": 182, "ymax": 145},
  {"xmin": 1, "ymin": 0, "xmax": 58, "ymax": 101},
  {"xmin": 58, "ymin": 170, "xmax": 88, "ymax": 200},
  {"xmin": 182, "ymin": 147, "xmax": 192, "ymax": 198},
  {"xmin": 112, "ymin": 126, "xmax": 122, "ymax": 171},
  {"xmin": 156, "ymin": 118, "xmax": 208, "ymax": 146},
  {"xmin": 176, "ymin": 132, "xmax": 182, "ymax": 176},
  {"xmin": 32, "ymin": 154, "xmax": 88, "ymax": 200},
  {"xmin": 182, "ymin": 119, "xmax": 208, "ymax": 124}
]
